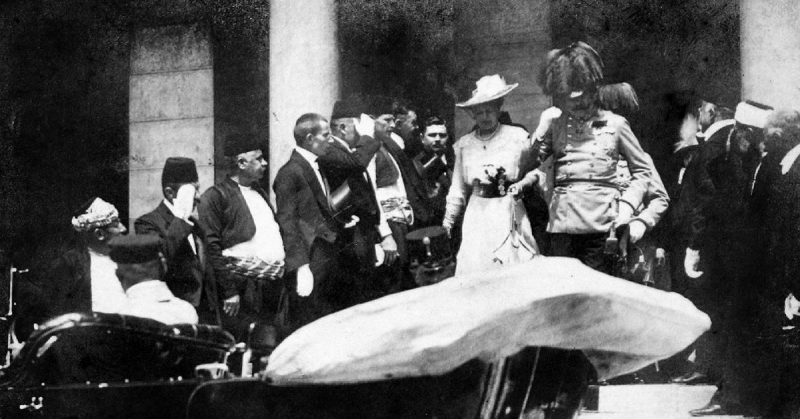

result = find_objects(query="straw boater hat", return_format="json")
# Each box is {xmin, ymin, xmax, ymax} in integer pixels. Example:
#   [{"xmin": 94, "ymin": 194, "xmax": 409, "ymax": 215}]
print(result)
[{"xmin": 456, "ymin": 75, "xmax": 518, "ymax": 108}]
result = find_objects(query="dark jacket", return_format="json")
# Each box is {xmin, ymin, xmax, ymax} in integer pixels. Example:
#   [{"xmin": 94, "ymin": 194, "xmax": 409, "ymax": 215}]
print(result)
[
  {"xmin": 680, "ymin": 121, "xmax": 750, "ymax": 250},
  {"xmin": 411, "ymin": 148, "xmax": 454, "ymax": 226},
  {"xmin": 319, "ymin": 138, "xmax": 381, "ymax": 229},
  {"xmin": 319, "ymin": 138, "xmax": 383, "ymax": 269},
  {"xmin": 274, "ymin": 151, "xmax": 342, "ymax": 273},
  {"xmin": 198, "ymin": 178, "xmax": 276, "ymax": 300},
  {"xmin": 752, "ymin": 139, "xmax": 800, "ymax": 296},
  {"xmin": 46, "ymin": 245, "xmax": 92, "ymax": 318},
  {"xmin": 381, "ymin": 135, "xmax": 434, "ymax": 227},
  {"xmin": 135, "ymin": 202, "xmax": 220, "ymax": 323}
]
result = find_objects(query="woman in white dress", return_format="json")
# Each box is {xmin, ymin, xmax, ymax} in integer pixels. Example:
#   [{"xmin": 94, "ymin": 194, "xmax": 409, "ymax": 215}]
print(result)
[{"xmin": 443, "ymin": 75, "xmax": 541, "ymax": 275}]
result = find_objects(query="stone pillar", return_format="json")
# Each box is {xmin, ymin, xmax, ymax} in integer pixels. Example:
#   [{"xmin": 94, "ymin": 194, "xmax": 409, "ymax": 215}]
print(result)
[
  {"xmin": 453, "ymin": 0, "xmax": 551, "ymax": 138},
  {"xmin": 129, "ymin": 23, "xmax": 214, "ymax": 223},
  {"xmin": 269, "ymin": 0, "xmax": 339, "ymax": 197},
  {"xmin": 741, "ymin": 0, "xmax": 800, "ymax": 108}
]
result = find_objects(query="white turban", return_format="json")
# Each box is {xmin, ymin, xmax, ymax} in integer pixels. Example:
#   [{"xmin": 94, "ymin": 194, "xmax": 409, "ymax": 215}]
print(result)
[{"xmin": 71, "ymin": 197, "xmax": 119, "ymax": 232}]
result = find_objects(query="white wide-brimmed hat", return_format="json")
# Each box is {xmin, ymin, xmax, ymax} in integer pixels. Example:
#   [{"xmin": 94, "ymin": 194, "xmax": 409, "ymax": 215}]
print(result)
[{"xmin": 456, "ymin": 74, "xmax": 518, "ymax": 108}]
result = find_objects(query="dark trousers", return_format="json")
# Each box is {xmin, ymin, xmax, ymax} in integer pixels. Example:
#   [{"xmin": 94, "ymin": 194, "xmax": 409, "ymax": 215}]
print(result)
[
  {"xmin": 548, "ymin": 233, "xmax": 613, "ymax": 275},
  {"xmin": 376, "ymin": 220, "xmax": 415, "ymax": 294},
  {"xmin": 220, "ymin": 279, "xmax": 283, "ymax": 342}
]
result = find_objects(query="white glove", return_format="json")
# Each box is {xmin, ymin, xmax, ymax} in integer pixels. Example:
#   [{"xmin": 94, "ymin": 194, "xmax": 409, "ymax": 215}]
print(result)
[
  {"xmin": 627, "ymin": 219, "xmax": 647, "ymax": 244},
  {"xmin": 616, "ymin": 201, "xmax": 635, "ymax": 226},
  {"xmin": 296, "ymin": 264, "xmax": 314, "ymax": 297},
  {"xmin": 684, "ymin": 248, "xmax": 703, "ymax": 278},
  {"xmin": 354, "ymin": 113, "xmax": 375, "ymax": 138},
  {"xmin": 534, "ymin": 106, "xmax": 562, "ymax": 138},
  {"xmin": 174, "ymin": 183, "xmax": 198, "ymax": 220},
  {"xmin": 344, "ymin": 215, "xmax": 360, "ymax": 229},
  {"xmin": 785, "ymin": 294, "xmax": 800, "ymax": 320}
]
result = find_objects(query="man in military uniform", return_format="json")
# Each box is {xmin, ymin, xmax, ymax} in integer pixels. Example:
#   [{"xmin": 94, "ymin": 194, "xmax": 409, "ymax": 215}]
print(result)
[
  {"xmin": 530, "ymin": 42, "xmax": 659, "ymax": 274},
  {"xmin": 109, "ymin": 234, "xmax": 198, "ymax": 325}
]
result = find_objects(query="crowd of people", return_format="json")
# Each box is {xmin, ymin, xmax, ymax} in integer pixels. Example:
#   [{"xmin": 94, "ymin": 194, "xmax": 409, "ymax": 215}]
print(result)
[{"xmin": 24, "ymin": 41, "xmax": 800, "ymax": 417}]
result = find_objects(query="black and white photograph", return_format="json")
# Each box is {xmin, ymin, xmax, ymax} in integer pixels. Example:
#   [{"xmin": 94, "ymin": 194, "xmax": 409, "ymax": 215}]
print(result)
[{"xmin": 0, "ymin": 0, "xmax": 798, "ymax": 417}]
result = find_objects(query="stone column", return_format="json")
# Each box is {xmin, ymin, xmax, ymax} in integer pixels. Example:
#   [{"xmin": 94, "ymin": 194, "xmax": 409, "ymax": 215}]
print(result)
[
  {"xmin": 129, "ymin": 23, "xmax": 214, "ymax": 222},
  {"xmin": 741, "ymin": 0, "xmax": 800, "ymax": 108},
  {"xmin": 269, "ymin": 0, "xmax": 339, "ymax": 197}
]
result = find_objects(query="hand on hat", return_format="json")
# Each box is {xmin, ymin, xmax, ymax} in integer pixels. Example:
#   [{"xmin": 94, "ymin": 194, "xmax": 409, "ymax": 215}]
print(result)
[
  {"xmin": 297, "ymin": 264, "xmax": 314, "ymax": 297},
  {"xmin": 354, "ymin": 113, "xmax": 376, "ymax": 138},
  {"xmin": 785, "ymin": 293, "xmax": 800, "ymax": 320},
  {"xmin": 534, "ymin": 106, "xmax": 562, "ymax": 138},
  {"xmin": 684, "ymin": 247, "xmax": 703, "ymax": 278},
  {"xmin": 175, "ymin": 184, "xmax": 198, "ymax": 220}
]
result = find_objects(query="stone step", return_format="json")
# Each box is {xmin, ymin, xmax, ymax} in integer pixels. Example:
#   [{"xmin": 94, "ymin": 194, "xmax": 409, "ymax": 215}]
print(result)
[{"xmin": 580, "ymin": 384, "xmax": 746, "ymax": 418}]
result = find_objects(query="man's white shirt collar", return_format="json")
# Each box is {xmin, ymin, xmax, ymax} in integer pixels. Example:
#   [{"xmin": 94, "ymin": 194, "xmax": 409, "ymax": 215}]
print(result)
[
  {"xmin": 781, "ymin": 144, "xmax": 800, "ymax": 175},
  {"xmin": 295, "ymin": 146, "xmax": 319, "ymax": 168},
  {"xmin": 331, "ymin": 136, "xmax": 351, "ymax": 151}
]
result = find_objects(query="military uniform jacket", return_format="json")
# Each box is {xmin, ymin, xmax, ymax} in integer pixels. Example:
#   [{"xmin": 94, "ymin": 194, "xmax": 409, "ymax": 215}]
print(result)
[{"xmin": 535, "ymin": 109, "xmax": 655, "ymax": 234}]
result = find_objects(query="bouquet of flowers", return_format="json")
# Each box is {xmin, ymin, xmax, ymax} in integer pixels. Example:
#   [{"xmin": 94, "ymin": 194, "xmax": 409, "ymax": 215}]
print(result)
[{"xmin": 483, "ymin": 165, "xmax": 508, "ymax": 196}]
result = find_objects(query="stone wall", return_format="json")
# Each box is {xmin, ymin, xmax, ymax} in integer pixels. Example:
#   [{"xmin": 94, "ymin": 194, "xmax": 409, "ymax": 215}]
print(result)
[
  {"xmin": 129, "ymin": 23, "xmax": 214, "ymax": 222},
  {"xmin": 741, "ymin": 0, "xmax": 800, "ymax": 109},
  {"xmin": 452, "ymin": 0, "xmax": 551, "ymax": 138}
]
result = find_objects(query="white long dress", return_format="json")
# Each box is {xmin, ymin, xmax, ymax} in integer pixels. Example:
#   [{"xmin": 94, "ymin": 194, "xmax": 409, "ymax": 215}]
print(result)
[{"xmin": 444, "ymin": 124, "xmax": 539, "ymax": 275}]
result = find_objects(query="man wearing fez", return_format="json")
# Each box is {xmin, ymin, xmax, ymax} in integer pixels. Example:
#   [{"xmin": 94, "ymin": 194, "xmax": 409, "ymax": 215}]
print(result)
[
  {"xmin": 530, "ymin": 42, "xmax": 656, "ymax": 274},
  {"xmin": 135, "ymin": 157, "xmax": 220, "ymax": 324},
  {"xmin": 368, "ymin": 97, "xmax": 434, "ymax": 292},
  {"xmin": 47, "ymin": 197, "xmax": 128, "ymax": 318},
  {"xmin": 687, "ymin": 103, "xmax": 780, "ymax": 417},
  {"xmin": 198, "ymin": 136, "xmax": 285, "ymax": 339},
  {"xmin": 668, "ymin": 98, "xmax": 738, "ymax": 393},
  {"xmin": 328, "ymin": 97, "xmax": 398, "ymax": 272},
  {"xmin": 318, "ymin": 98, "xmax": 392, "ymax": 305},
  {"xmin": 275, "ymin": 113, "xmax": 360, "ymax": 328},
  {"xmin": 109, "ymin": 234, "xmax": 198, "ymax": 325}
]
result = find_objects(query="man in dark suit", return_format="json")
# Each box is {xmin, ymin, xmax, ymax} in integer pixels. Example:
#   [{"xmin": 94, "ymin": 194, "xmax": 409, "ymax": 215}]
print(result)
[
  {"xmin": 328, "ymin": 97, "xmax": 402, "ymax": 296},
  {"xmin": 135, "ymin": 157, "xmax": 220, "ymax": 325},
  {"xmin": 321, "ymin": 98, "xmax": 387, "ymax": 304},
  {"xmin": 685, "ymin": 101, "xmax": 774, "ymax": 417},
  {"xmin": 274, "ymin": 113, "xmax": 353, "ymax": 328},
  {"xmin": 743, "ymin": 108, "xmax": 800, "ymax": 417}
]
